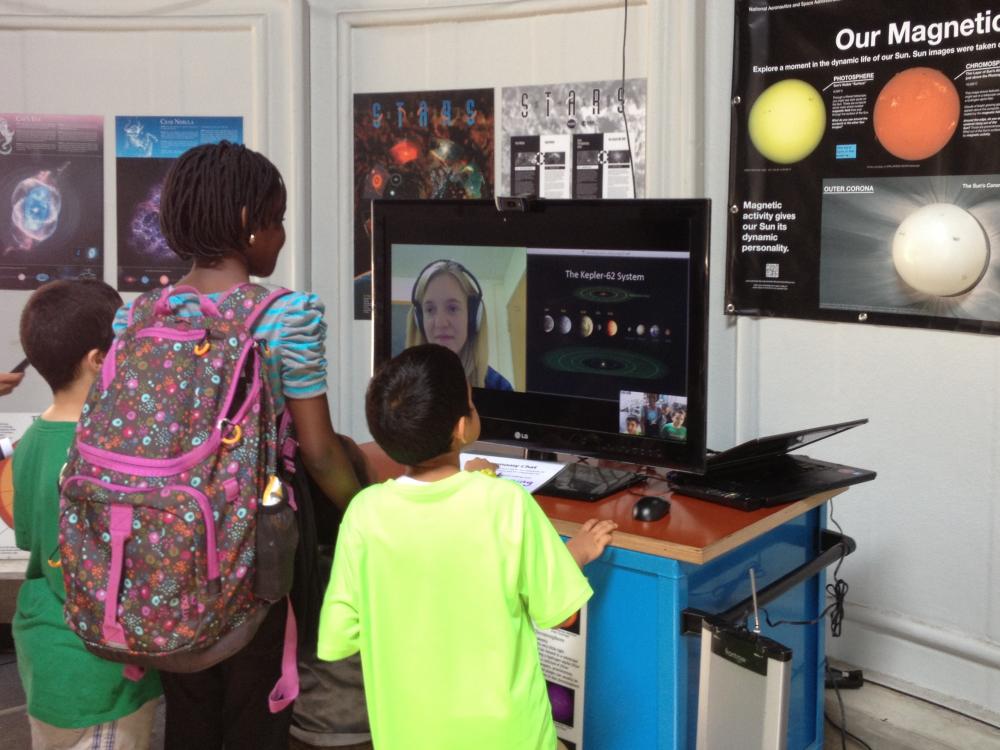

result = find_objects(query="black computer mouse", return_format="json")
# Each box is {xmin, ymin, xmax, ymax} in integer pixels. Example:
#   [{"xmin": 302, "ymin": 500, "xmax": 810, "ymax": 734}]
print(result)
[{"xmin": 632, "ymin": 495, "xmax": 671, "ymax": 522}]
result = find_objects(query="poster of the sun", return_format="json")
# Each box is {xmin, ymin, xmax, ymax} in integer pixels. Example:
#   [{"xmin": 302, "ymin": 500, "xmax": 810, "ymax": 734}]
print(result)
[
  {"xmin": 116, "ymin": 116, "xmax": 243, "ymax": 291},
  {"xmin": 500, "ymin": 79, "xmax": 647, "ymax": 201},
  {"xmin": 729, "ymin": 0, "xmax": 1000, "ymax": 334},
  {"xmin": 353, "ymin": 89, "xmax": 495, "ymax": 319},
  {"xmin": 0, "ymin": 114, "xmax": 103, "ymax": 290}
]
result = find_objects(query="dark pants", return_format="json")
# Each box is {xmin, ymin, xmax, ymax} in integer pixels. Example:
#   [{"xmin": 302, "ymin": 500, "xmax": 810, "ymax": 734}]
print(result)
[
  {"xmin": 288, "ymin": 737, "xmax": 373, "ymax": 750},
  {"xmin": 162, "ymin": 600, "xmax": 293, "ymax": 750}
]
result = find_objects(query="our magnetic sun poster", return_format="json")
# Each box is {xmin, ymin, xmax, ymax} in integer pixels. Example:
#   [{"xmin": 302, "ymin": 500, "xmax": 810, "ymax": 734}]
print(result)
[{"xmin": 729, "ymin": 0, "xmax": 1000, "ymax": 334}]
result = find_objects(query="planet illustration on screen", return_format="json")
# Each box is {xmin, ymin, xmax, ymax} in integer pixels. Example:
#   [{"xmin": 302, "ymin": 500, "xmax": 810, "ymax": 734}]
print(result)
[
  {"xmin": 543, "ymin": 314, "xmax": 555, "ymax": 333},
  {"xmin": 874, "ymin": 67, "xmax": 959, "ymax": 161},
  {"xmin": 579, "ymin": 315, "xmax": 594, "ymax": 337},
  {"xmin": 747, "ymin": 78, "xmax": 826, "ymax": 164},
  {"xmin": 635, "ymin": 323, "xmax": 646, "ymax": 336},
  {"xmin": 558, "ymin": 315, "xmax": 572, "ymax": 334},
  {"xmin": 892, "ymin": 203, "xmax": 989, "ymax": 296},
  {"xmin": 649, "ymin": 324, "xmax": 661, "ymax": 337},
  {"xmin": 606, "ymin": 319, "xmax": 618, "ymax": 337}
]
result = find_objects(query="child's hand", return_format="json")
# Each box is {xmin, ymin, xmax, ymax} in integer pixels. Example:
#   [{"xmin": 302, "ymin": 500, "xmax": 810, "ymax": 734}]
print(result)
[
  {"xmin": 0, "ymin": 372, "xmax": 24, "ymax": 397},
  {"xmin": 567, "ymin": 518, "xmax": 617, "ymax": 568},
  {"xmin": 464, "ymin": 457, "xmax": 500, "ymax": 476}
]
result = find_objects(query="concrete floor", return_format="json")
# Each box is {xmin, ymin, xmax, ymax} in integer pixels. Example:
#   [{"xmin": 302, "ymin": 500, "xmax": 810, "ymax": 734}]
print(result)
[
  {"xmin": 2, "ymin": 626, "xmax": 998, "ymax": 749},
  {"xmin": 822, "ymin": 668, "xmax": 1000, "ymax": 750}
]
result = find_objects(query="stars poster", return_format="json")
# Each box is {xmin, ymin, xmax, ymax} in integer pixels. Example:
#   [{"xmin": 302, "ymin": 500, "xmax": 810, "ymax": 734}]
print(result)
[
  {"xmin": 729, "ymin": 0, "xmax": 1000, "ymax": 334},
  {"xmin": 0, "ymin": 114, "xmax": 103, "ymax": 289},
  {"xmin": 500, "ymin": 79, "xmax": 647, "ymax": 201},
  {"xmin": 353, "ymin": 89, "xmax": 495, "ymax": 319}
]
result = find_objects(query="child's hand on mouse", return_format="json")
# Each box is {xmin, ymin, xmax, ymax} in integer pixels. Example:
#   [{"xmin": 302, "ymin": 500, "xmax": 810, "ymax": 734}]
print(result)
[
  {"xmin": 464, "ymin": 456, "xmax": 500, "ymax": 476},
  {"xmin": 567, "ymin": 518, "xmax": 617, "ymax": 568}
]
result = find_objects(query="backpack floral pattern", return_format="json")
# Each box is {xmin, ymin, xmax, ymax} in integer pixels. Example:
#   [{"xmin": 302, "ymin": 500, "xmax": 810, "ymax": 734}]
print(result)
[{"xmin": 60, "ymin": 284, "xmax": 289, "ymax": 669}]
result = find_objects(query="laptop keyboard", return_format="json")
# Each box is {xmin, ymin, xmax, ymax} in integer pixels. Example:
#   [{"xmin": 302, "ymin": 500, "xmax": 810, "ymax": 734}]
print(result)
[{"xmin": 733, "ymin": 456, "xmax": 826, "ymax": 480}]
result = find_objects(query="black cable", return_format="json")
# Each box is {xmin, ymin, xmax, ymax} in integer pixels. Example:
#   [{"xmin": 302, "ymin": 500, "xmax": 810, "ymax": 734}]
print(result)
[
  {"xmin": 739, "ymin": 505, "xmax": 872, "ymax": 748},
  {"xmin": 821, "ymin": 657, "xmax": 874, "ymax": 750},
  {"xmin": 832, "ymin": 670, "xmax": 847, "ymax": 750},
  {"xmin": 828, "ymin": 498, "xmax": 845, "ymax": 536},
  {"xmin": 621, "ymin": 0, "xmax": 638, "ymax": 198},
  {"xmin": 753, "ymin": 499, "xmax": 849, "ymax": 636},
  {"xmin": 822, "ymin": 713, "xmax": 874, "ymax": 750},
  {"xmin": 758, "ymin": 545, "xmax": 847, "ymax": 635}
]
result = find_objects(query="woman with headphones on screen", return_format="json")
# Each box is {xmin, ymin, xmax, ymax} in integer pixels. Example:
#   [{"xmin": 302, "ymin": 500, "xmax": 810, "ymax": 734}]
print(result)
[{"xmin": 406, "ymin": 259, "xmax": 513, "ymax": 390}]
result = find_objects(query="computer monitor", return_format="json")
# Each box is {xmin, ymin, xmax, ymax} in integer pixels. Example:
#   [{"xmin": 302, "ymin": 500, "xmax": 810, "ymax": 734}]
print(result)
[{"xmin": 371, "ymin": 198, "xmax": 710, "ymax": 475}]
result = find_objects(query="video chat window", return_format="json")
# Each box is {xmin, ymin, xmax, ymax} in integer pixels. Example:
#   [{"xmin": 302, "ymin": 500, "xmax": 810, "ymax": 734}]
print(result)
[
  {"xmin": 389, "ymin": 244, "xmax": 527, "ymax": 391},
  {"xmin": 390, "ymin": 243, "xmax": 690, "ymax": 442}
]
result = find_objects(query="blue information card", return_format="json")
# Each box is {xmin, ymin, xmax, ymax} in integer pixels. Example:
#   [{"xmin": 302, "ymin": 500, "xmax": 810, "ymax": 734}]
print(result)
[{"xmin": 115, "ymin": 116, "xmax": 243, "ymax": 158}]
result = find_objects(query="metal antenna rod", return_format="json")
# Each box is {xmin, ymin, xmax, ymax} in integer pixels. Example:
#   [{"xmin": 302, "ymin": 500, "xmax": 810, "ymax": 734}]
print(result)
[{"xmin": 749, "ymin": 567, "xmax": 762, "ymax": 634}]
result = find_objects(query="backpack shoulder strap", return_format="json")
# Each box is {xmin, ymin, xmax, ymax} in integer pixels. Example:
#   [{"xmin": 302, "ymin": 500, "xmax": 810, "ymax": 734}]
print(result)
[
  {"xmin": 216, "ymin": 283, "xmax": 294, "ymax": 333},
  {"xmin": 128, "ymin": 285, "xmax": 229, "ymax": 328},
  {"xmin": 126, "ymin": 289, "xmax": 163, "ymax": 328}
]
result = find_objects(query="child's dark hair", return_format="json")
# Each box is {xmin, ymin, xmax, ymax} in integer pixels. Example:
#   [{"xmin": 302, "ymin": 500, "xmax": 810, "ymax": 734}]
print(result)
[
  {"xmin": 19, "ymin": 279, "xmax": 122, "ymax": 392},
  {"xmin": 366, "ymin": 344, "xmax": 473, "ymax": 466},
  {"xmin": 159, "ymin": 140, "xmax": 286, "ymax": 265}
]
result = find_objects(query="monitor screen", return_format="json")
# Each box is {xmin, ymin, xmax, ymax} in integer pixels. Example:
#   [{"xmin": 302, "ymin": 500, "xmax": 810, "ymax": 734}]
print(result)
[{"xmin": 371, "ymin": 198, "xmax": 709, "ymax": 474}]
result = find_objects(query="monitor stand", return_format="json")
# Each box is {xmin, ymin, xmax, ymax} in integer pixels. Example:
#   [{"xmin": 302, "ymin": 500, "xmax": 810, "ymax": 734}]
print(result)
[
  {"xmin": 525, "ymin": 449, "xmax": 559, "ymax": 463},
  {"xmin": 535, "ymin": 461, "xmax": 647, "ymax": 502}
]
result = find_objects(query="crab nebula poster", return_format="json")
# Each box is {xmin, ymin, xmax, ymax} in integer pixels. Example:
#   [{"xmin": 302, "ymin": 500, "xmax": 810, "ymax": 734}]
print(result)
[
  {"xmin": 353, "ymin": 88, "xmax": 495, "ymax": 319},
  {"xmin": 0, "ymin": 114, "xmax": 104, "ymax": 289},
  {"xmin": 115, "ymin": 116, "xmax": 243, "ymax": 292}
]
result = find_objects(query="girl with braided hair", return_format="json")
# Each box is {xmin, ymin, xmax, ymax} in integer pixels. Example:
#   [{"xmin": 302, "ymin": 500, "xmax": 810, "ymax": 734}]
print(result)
[{"xmin": 112, "ymin": 141, "xmax": 365, "ymax": 750}]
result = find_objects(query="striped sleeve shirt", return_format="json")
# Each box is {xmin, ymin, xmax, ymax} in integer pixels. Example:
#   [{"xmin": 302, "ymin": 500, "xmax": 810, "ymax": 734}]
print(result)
[{"xmin": 112, "ymin": 285, "xmax": 328, "ymax": 413}]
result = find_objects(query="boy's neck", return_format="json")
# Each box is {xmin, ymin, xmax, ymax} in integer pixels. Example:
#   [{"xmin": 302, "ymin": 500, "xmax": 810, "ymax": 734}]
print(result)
[
  {"xmin": 405, "ymin": 451, "xmax": 462, "ymax": 482},
  {"xmin": 41, "ymin": 378, "xmax": 92, "ymax": 422}
]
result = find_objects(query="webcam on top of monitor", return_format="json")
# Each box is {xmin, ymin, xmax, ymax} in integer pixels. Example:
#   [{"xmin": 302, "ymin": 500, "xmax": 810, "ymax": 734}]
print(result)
[{"xmin": 495, "ymin": 196, "xmax": 532, "ymax": 212}]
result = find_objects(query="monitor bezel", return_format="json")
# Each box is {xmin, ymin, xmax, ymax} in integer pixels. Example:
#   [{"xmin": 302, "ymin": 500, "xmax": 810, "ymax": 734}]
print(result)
[{"xmin": 371, "ymin": 198, "xmax": 710, "ymax": 474}]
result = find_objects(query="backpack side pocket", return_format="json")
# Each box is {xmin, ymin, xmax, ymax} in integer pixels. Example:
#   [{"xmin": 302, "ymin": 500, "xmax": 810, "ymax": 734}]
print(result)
[{"xmin": 254, "ymin": 475, "xmax": 299, "ymax": 603}]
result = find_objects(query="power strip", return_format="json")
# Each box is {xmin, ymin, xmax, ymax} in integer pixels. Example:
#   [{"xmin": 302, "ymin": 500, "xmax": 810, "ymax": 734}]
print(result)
[{"xmin": 826, "ymin": 666, "xmax": 864, "ymax": 690}]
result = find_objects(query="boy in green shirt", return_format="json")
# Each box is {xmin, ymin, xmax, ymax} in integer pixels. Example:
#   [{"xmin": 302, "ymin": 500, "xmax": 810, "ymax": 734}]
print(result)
[
  {"xmin": 13, "ymin": 280, "xmax": 162, "ymax": 749},
  {"xmin": 318, "ymin": 343, "xmax": 616, "ymax": 750}
]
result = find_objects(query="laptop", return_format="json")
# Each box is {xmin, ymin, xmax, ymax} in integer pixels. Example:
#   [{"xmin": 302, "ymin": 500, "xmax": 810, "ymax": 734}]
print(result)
[{"xmin": 668, "ymin": 419, "xmax": 876, "ymax": 511}]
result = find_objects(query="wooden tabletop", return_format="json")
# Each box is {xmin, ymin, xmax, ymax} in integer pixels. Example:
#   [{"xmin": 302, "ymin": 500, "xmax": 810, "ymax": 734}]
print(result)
[
  {"xmin": 536, "ymin": 481, "xmax": 843, "ymax": 564},
  {"xmin": 358, "ymin": 443, "xmax": 843, "ymax": 565}
]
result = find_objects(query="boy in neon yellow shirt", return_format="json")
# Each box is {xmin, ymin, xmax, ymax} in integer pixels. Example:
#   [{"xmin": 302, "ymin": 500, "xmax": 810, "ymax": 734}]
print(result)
[{"xmin": 318, "ymin": 344, "xmax": 615, "ymax": 749}]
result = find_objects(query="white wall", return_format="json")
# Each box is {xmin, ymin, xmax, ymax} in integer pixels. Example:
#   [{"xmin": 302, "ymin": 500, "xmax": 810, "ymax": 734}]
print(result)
[
  {"xmin": 700, "ymin": 0, "xmax": 1000, "ymax": 721},
  {"xmin": 310, "ymin": 0, "xmax": 999, "ymax": 720},
  {"xmin": 308, "ymin": 0, "xmax": 737, "ymax": 444},
  {"xmin": 0, "ymin": 0, "xmax": 307, "ymax": 413},
  {"xmin": 1, "ymin": 0, "xmax": 996, "ymax": 724}
]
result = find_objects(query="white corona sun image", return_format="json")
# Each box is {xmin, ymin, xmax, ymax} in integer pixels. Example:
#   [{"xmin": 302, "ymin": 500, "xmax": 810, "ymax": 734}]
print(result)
[{"xmin": 891, "ymin": 203, "xmax": 990, "ymax": 297}]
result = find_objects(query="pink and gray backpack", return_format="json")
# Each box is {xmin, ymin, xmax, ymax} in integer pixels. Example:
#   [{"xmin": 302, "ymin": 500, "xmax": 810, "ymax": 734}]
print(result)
[{"xmin": 58, "ymin": 283, "xmax": 299, "ymax": 710}]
